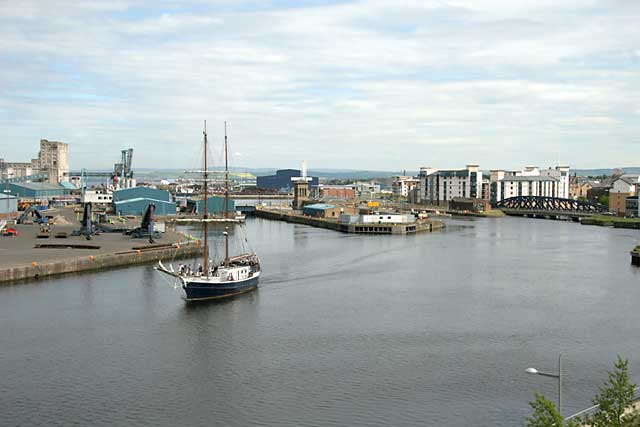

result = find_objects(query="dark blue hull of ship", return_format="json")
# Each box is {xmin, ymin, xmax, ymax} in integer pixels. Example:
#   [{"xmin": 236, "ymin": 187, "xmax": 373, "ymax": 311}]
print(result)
[{"xmin": 183, "ymin": 276, "xmax": 259, "ymax": 301}]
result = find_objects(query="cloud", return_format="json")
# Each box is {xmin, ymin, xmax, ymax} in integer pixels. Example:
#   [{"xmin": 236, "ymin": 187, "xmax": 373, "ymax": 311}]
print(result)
[{"xmin": 1, "ymin": 0, "xmax": 639, "ymax": 171}]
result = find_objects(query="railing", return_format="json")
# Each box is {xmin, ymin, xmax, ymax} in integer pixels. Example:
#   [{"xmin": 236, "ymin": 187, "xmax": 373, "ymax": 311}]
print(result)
[
  {"xmin": 496, "ymin": 196, "xmax": 608, "ymax": 213},
  {"xmin": 563, "ymin": 387, "xmax": 640, "ymax": 423}
]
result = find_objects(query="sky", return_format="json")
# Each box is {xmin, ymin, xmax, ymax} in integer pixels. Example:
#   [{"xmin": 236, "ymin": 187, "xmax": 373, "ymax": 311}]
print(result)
[{"xmin": 1, "ymin": 0, "xmax": 639, "ymax": 171}]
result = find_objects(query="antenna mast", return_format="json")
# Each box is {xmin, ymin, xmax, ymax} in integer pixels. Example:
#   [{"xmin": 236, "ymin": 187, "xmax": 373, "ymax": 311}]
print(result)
[
  {"xmin": 224, "ymin": 121, "xmax": 230, "ymax": 266},
  {"xmin": 203, "ymin": 121, "xmax": 209, "ymax": 276}
]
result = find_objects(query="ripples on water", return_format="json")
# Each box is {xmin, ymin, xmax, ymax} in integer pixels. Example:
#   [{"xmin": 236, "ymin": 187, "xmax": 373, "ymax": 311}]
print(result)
[{"xmin": 1, "ymin": 217, "xmax": 639, "ymax": 426}]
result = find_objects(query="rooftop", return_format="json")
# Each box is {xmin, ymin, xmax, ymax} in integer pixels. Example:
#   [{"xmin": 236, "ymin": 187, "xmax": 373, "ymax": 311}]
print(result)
[
  {"xmin": 501, "ymin": 175, "xmax": 559, "ymax": 182},
  {"xmin": 617, "ymin": 175, "xmax": 640, "ymax": 185},
  {"xmin": 304, "ymin": 203, "xmax": 337, "ymax": 210},
  {"xmin": 4, "ymin": 182, "xmax": 67, "ymax": 190}
]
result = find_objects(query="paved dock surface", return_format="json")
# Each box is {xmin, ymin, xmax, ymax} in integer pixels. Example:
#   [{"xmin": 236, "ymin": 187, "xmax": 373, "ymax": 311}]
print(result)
[{"xmin": 0, "ymin": 209, "xmax": 201, "ymax": 283}]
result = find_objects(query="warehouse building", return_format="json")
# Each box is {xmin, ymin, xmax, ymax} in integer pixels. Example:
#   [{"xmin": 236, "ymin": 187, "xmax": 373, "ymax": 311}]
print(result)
[
  {"xmin": 194, "ymin": 196, "xmax": 236, "ymax": 214},
  {"xmin": 0, "ymin": 194, "xmax": 18, "ymax": 214},
  {"xmin": 302, "ymin": 203, "xmax": 342, "ymax": 218},
  {"xmin": 257, "ymin": 169, "xmax": 319, "ymax": 192},
  {"xmin": 113, "ymin": 186, "xmax": 171, "ymax": 203},
  {"xmin": 0, "ymin": 182, "xmax": 70, "ymax": 198},
  {"xmin": 319, "ymin": 185, "xmax": 356, "ymax": 199},
  {"xmin": 114, "ymin": 198, "xmax": 176, "ymax": 216}
]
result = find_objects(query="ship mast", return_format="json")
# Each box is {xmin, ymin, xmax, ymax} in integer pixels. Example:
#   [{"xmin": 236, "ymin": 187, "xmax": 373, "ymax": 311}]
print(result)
[
  {"xmin": 224, "ymin": 121, "xmax": 230, "ymax": 266},
  {"xmin": 203, "ymin": 121, "xmax": 209, "ymax": 276}
]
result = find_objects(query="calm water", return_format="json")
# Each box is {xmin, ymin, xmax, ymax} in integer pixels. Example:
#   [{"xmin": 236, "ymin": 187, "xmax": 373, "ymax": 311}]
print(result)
[{"xmin": 1, "ymin": 217, "xmax": 639, "ymax": 426}]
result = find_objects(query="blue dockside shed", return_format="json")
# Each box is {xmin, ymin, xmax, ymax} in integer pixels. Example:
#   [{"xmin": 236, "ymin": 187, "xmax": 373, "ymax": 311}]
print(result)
[
  {"xmin": 114, "ymin": 198, "xmax": 176, "ymax": 216},
  {"xmin": 195, "ymin": 196, "xmax": 235, "ymax": 214},
  {"xmin": 303, "ymin": 203, "xmax": 337, "ymax": 217},
  {"xmin": 0, "ymin": 182, "xmax": 70, "ymax": 198}
]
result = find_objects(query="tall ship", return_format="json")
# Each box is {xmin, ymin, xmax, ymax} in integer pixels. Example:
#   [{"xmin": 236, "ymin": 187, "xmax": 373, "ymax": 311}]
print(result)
[{"xmin": 157, "ymin": 122, "xmax": 261, "ymax": 301}]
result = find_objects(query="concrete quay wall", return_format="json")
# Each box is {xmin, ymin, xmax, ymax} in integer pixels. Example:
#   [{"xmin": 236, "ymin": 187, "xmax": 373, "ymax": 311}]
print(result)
[
  {"xmin": 0, "ymin": 242, "xmax": 203, "ymax": 284},
  {"xmin": 255, "ymin": 209, "xmax": 442, "ymax": 234}
]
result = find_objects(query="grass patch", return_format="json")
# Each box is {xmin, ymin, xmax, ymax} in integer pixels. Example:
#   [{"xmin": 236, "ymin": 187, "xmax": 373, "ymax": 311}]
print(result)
[
  {"xmin": 590, "ymin": 215, "xmax": 640, "ymax": 223},
  {"xmin": 482, "ymin": 209, "xmax": 506, "ymax": 218}
]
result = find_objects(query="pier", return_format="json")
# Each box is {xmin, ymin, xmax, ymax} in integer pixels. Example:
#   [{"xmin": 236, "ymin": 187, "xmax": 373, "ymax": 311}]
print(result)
[
  {"xmin": 0, "ymin": 213, "xmax": 202, "ymax": 284},
  {"xmin": 255, "ymin": 208, "xmax": 443, "ymax": 234}
]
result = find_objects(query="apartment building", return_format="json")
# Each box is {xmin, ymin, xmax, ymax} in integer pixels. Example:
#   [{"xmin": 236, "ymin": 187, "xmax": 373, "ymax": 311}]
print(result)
[
  {"xmin": 392, "ymin": 176, "xmax": 420, "ymax": 197},
  {"xmin": 418, "ymin": 165, "xmax": 482, "ymax": 204},
  {"xmin": 489, "ymin": 166, "xmax": 570, "ymax": 205}
]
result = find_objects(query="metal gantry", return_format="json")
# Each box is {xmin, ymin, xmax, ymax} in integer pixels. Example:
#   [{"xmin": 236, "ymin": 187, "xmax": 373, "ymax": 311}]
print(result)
[{"xmin": 496, "ymin": 196, "xmax": 608, "ymax": 214}]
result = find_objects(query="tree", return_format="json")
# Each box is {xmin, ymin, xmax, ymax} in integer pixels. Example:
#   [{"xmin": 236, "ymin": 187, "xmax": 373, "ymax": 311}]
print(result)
[
  {"xmin": 526, "ymin": 393, "xmax": 579, "ymax": 427},
  {"xmin": 588, "ymin": 356, "xmax": 638, "ymax": 427}
]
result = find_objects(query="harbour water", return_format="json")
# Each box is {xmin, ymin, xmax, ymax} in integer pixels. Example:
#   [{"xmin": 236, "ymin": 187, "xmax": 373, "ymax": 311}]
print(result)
[{"xmin": 1, "ymin": 217, "xmax": 639, "ymax": 426}]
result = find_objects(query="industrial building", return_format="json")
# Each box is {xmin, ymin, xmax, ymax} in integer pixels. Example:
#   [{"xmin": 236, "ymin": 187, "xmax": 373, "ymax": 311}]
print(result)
[
  {"xmin": 34, "ymin": 139, "xmax": 69, "ymax": 183},
  {"xmin": 114, "ymin": 198, "xmax": 176, "ymax": 216},
  {"xmin": 0, "ymin": 182, "xmax": 70, "ymax": 199},
  {"xmin": 419, "ymin": 165, "xmax": 482, "ymax": 204},
  {"xmin": 195, "ymin": 196, "xmax": 236, "ymax": 214},
  {"xmin": 319, "ymin": 185, "xmax": 356, "ymax": 199},
  {"xmin": 0, "ymin": 194, "xmax": 18, "ymax": 214},
  {"xmin": 302, "ymin": 203, "xmax": 342, "ymax": 218},
  {"xmin": 82, "ymin": 189, "xmax": 113, "ymax": 205},
  {"xmin": 256, "ymin": 169, "xmax": 319, "ymax": 191},
  {"xmin": 112, "ymin": 186, "xmax": 175, "ymax": 216},
  {"xmin": 113, "ymin": 187, "xmax": 171, "ymax": 203},
  {"xmin": 338, "ymin": 213, "xmax": 414, "ymax": 224},
  {"xmin": 449, "ymin": 197, "xmax": 491, "ymax": 213},
  {"xmin": 1, "ymin": 139, "xmax": 69, "ymax": 184}
]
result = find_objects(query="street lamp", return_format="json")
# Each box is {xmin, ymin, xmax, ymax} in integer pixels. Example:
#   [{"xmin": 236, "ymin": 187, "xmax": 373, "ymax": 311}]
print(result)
[{"xmin": 526, "ymin": 354, "xmax": 563, "ymax": 416}]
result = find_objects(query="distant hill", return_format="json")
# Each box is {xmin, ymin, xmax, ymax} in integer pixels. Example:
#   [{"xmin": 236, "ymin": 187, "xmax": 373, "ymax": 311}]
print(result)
[
  {"xmin": 573, "ymin": 167, "xmax": 640, "ymax": 176},
  {"xmin": 134, "ymin": 167, "xmax": 405, "ymax": 180},
  {"xmin": 134, "ymin": 166, "xmax": 640, "ymax": 181}
]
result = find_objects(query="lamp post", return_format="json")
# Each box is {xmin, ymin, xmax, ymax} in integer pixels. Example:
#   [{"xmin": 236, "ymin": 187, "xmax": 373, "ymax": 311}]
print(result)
[{"xmin": 526, "ymin": 354, "xmax": 563, "ymax": 416}]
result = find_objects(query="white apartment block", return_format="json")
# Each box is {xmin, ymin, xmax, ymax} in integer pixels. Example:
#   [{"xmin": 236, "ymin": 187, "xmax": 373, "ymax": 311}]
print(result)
[
  {"xmin": 489, "ymin": 166, "xmax": 570, "ymax": 204},
  {"xmin": 418, "ymin": 165, "xmax": 482, "ymax": 204},
  {"xmin": 392, "ymin": 176, "xmax": 420, "ymax": 197}
]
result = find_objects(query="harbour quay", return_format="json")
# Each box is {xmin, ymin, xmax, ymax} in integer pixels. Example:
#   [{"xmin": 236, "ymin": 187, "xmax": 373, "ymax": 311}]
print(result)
[
  {"xmin": 255, "ymin": 206, "xmax": 443, "ymax": 235},
  {"xmin": 0, "ymin": 209, "xmax": 202, "ymax": 284}
]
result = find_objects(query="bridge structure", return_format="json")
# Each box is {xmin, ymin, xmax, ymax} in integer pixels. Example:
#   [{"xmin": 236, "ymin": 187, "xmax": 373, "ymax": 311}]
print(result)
[
  {"xmin": 495, "ymin": 196, "xmax": 608, "ymax": 218},
  {"xmin": 1, "ymin": 173, "xmax": 49, "ymax": 184}
]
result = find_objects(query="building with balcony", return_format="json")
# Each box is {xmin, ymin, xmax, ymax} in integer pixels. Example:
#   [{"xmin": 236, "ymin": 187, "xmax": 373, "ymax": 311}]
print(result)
[
  {"xmin": 392, "ymin": 176, "xmax": 420, "ymax": 197},
  {"xmin": 489, "ymin": 165, "xmax": 570, "ymax": 205},
  {"xmin": 418, "ymin": 165, "xmax": 482, "ymax": 204}
]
